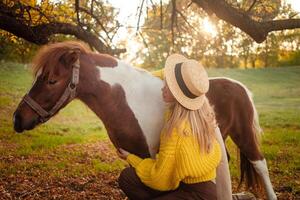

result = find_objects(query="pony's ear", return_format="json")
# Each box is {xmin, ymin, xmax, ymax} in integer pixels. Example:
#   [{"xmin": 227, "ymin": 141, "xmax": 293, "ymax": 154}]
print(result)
[{"xmin": 60, "ymin": 49, "xmax": 80, "ymax": 69}]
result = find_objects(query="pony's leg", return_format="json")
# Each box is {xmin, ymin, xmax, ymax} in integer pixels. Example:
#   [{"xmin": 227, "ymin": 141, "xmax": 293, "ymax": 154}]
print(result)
[
  {"xmin": 250, "ymin": 159, "xmax": 277, "ymax": 200},
  {"xmin": 230, "ymin": 128, "xmax": 277, "ymax": 200}
]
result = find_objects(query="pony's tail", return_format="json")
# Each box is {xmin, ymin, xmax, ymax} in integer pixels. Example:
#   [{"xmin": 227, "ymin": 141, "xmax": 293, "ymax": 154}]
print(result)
[{"xmin": 239, "ymin": 151, "xmax": 264, "ymax": 193}]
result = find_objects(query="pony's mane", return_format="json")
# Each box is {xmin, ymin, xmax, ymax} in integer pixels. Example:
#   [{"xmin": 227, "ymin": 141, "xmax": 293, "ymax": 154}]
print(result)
[{"xmin": 31, "ymin": 41, "xmax": 91, "ymax": 78}]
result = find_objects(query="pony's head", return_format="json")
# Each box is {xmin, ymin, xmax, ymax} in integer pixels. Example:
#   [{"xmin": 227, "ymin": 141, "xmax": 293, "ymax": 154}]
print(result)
[{"xmin": 13, "ymin": 41, "xmax": 90, "ymax": 133}]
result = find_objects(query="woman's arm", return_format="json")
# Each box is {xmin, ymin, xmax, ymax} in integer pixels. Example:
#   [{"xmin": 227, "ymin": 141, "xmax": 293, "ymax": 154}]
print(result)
[{"xmin": 118, "ymin": 134, "xmax": 182, "ymax": 191}]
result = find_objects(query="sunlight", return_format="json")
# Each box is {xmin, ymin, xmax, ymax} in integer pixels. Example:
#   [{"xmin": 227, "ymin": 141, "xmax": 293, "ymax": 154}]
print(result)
[
  {"xmin": 202, "ymin": 18, "xmax": 218, "ymax": 37},
  {"xmin": 285, "ymin": 0, "xmax": 300, "ymax": 12}
]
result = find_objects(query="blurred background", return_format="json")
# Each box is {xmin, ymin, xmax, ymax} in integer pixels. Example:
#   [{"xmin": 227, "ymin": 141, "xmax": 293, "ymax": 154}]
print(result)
[
  {"xmin": 0, "ymin": 0, "xmax": 299, "ymax": 199},
  {"xmin": 1, "ymin": 0, "xmax": 300, "ymax": 69}
]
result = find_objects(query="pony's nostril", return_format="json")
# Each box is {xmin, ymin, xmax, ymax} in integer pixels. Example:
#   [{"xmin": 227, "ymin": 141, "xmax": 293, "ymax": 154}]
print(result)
[{"xmin": 13, "ymin": 113, "xmax": 23, "ymax": 133}]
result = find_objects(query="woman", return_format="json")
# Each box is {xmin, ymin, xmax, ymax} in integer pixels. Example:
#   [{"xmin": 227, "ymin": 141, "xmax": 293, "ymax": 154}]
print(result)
[{"xmin": 117, "ymin": 54, "xmax": 223, "ymax": 199}]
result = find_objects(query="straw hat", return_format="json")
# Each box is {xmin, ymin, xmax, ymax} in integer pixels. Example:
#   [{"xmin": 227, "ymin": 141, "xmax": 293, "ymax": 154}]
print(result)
[{"xmin": 164, "ymin": 54, "xmax": 209, "ymax": 110}]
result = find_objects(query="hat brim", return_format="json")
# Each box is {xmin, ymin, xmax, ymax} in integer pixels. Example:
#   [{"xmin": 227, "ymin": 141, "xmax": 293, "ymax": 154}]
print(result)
[{"xmin": 164, "ymin": 54, "xmax": 206, "ymax": 110}]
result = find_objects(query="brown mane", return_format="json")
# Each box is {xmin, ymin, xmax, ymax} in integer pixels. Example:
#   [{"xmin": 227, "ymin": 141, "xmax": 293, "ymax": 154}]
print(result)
[{"xmin": 31, "ymin": 41, "xmax": 91, "ymax": 78}]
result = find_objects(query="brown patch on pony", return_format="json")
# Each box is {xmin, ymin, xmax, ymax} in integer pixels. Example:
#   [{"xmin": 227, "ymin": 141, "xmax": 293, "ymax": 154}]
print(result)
[
  {"xmin": 76, "ymin": 56, "xmax": 150, "ymax": 158},
  {"xmin": 89, "ymin": 52, "xmax": 118, "ymax": 67},
  {"xmin": 100, "ymin": 84, "xmax": 150, "ymax": 158},
  {"xmin": 31, "ymin": 41, "xmax": 91, "ymax": 79},
  {"xmin": 72, "ymin": 54, "xmax": 149, "ymax": 158},
  {"xmin": 207, "ymin": 78, "xmax": 264, "ymax": 194}
]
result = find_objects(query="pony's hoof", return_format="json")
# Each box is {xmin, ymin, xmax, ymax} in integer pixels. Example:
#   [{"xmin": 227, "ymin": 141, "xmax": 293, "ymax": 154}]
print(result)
[{"xmin": 232, "ymin": 192, "xmax": 256, "ymax": 200}]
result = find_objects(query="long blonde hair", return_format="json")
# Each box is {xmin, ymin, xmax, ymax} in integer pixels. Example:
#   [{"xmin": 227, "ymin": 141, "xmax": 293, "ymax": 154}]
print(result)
[{"xmin": 164, "ymin": 97, "xmax": 217, "ymax": 153}]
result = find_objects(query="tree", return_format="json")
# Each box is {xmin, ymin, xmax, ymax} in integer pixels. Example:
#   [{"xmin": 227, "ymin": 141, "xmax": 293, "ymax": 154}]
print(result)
[
  {"xmin": 0, "ymin": 0, "xmax": 125, "ymax": 54},
  {"xmin": 0, "ymin": 31, "xmax": 38, "ymax": 63},
  {"xmin": 191, "ymin": 0, "xmax": 300, "ymax": 43},
  {"xmin": 135, "ymin": 0, "xmax": 300, "ymax": 69}
]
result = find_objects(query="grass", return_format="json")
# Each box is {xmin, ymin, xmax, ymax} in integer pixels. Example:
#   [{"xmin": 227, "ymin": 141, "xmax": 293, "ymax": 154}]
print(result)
[{"xmin": 0, "ymin": 62, "xmax": 299, "ymax": 198}]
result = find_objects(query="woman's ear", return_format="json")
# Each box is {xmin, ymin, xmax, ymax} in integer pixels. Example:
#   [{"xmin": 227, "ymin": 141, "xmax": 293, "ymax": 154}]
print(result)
[{"xmin": 60, "ymin": 49, "xmax": 80, "ymax": 69}]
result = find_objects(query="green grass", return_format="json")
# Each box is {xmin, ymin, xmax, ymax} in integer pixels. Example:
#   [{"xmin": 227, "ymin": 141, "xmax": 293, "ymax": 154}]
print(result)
[{"xmin": 0, "ymin": 63, "xmax": 299, "ymax": 197}]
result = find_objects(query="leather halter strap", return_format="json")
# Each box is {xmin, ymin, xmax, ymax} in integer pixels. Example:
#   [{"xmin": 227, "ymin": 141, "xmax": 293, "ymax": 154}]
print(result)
[{"xmin": 22, "ymin": 59, "xmax": 80, "ymax": 123}]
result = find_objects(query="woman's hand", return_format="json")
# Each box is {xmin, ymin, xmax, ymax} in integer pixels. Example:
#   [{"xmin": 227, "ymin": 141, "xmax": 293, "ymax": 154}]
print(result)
[{"xmin": 117, "ymin": 148, "xmax": 130, "ymax": 160}]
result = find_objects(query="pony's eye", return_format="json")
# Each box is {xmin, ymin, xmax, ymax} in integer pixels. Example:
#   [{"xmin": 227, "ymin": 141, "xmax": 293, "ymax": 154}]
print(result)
[{"xmin": 48, "ymin": 80, "xmax": 57, "ymax": 85}]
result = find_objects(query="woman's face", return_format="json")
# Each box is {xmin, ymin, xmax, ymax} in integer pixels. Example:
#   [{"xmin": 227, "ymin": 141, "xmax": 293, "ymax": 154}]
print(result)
[{"xmin": 161, "ymin": 81, "xmax": 176, "ymax": 103}]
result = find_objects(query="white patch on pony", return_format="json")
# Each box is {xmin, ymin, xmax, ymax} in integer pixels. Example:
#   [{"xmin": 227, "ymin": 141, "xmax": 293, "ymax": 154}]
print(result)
[
  {"xmin": 250, "ymin": 159, "xmax": 277, "ymax": 200},
  {"xmin": 210, "ymin": 77, "xmax": 263, "ymax": 136},
  {"xmin": 98, "ymin": 60, "xmax": 165, "ymax": 157},
  {"xmin": 32, "ymin": 68, "xmax": 43, "ymax": 85}
]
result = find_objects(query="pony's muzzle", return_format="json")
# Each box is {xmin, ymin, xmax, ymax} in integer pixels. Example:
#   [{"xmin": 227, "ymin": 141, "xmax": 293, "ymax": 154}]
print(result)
[{"xmin": 13, "ymin": 112, "xmax": 24, "ymax": 133}]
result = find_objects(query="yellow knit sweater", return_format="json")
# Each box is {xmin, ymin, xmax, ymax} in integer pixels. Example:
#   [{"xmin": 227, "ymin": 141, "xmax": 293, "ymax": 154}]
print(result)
[{"xmin": 126, "ymin": 119, "xmax": 221, "ymax": 191}]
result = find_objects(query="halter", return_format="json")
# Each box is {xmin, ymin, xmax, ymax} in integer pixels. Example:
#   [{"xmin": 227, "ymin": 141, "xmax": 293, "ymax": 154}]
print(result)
[{"xmin": 22, "ymin": 59, "xmax": 80, "ymax": 123}]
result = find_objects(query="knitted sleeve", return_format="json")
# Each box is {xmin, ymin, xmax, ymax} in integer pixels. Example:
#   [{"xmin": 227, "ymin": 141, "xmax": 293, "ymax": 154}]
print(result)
[
  {"xmin": 126, "ymin": 154, "xmax": 143, "ymax": 168},
  {"xmin": 175, "ymin": 137, "xmax": 222, "ymax": 182},
  {"xmin": 126, "ymin": 127, "xmax": 222, "ymax": 191},
  {"xmin": 126, "ymin": 133, "xmax": 181, "ymax": 191}
]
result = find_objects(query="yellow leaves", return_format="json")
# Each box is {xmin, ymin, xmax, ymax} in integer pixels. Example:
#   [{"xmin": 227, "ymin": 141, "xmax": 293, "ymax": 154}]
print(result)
[
  {"xmin": 5, "ymin": 0, "xmax": 15, "ymax": 7},
  {"xmin": 3, "ymin": 0, "xmax": 76, "ymax": 25},
  {"xmin": 5, "ymin": 0, "xmax": 37, "ymax": 7},
  {"xmin": 0, "ymin": 31, "xmax": 20, "ymax": 44},
  {"xmin": 19, "ymin": 0, "xmax": 37, "ymax": 7},
  {"xmin": 10, "ymin": 35, "xmax": 18, "ymax": 43},
  {"xmin": 53, "ymin": 4, "xmax": 76, "ymax": 23}
]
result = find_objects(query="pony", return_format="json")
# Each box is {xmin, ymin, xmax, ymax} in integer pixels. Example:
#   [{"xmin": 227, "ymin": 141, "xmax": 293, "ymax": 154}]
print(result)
[{"xmin": 13, "ymin": 41, "xmax": 276, "ymax": 200}]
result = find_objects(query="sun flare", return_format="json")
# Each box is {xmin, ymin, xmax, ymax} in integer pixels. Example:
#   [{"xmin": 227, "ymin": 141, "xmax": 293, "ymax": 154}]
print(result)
[{"xmin": 202, "ymin": 18, "xmax": 218, "ymax": 37}]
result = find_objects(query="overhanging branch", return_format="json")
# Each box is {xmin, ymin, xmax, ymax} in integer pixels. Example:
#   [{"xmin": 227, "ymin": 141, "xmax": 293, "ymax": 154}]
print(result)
[
  {"xmin": 0, "ymin": 1, "xmax": 125, "ymax": 55},
  {"xmin": 0, "ymin": 13, "xmax": 125, "ymax": 54},
  {"xmin": 192, "ymin": 0, "xmax": 300, "ymax": 43}
]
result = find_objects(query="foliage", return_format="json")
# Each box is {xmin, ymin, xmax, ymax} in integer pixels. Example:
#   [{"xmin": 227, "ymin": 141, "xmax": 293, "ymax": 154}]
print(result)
[
  {"xmin": 0, "ymin": 0, "xmax": 121, "ymax": 61},
  {"xmin": 134, "ymin": 0, "xmax": 300, "ymax": 69},
  {"xmin": 0, "ymin": 32, "xmax": 38, "ymax": 63},
  {"xmin": 231, "ymin": 0, "xmax": 281, "ymax": 21}
]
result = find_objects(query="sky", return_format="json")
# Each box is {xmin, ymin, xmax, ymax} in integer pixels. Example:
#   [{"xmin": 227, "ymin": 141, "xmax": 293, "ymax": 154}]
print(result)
[{"xmin": 285, "ymin": 0, "xmax": 300, "ymax": 12}]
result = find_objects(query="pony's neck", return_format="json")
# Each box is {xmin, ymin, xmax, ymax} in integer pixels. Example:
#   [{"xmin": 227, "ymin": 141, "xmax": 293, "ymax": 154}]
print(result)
[{"xmin": 77, "ymin": 57, "xmax": 165, "ymax": 158}]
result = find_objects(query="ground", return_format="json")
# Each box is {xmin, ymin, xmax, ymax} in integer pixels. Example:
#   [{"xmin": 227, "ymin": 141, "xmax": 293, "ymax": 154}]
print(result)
[
  {"xmin": 0, "ymin": 141, "xmax": 125, "ymax": 200},
  {"xmin": 0, "ymin": 63, "xmax": 299, "ymax": 199}
]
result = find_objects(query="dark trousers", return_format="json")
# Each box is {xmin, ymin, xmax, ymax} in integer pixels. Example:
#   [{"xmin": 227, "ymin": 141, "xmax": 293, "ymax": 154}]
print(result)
[{"xmin": 118, "ymin": 167, "xmax": 217, "ymax": 200}]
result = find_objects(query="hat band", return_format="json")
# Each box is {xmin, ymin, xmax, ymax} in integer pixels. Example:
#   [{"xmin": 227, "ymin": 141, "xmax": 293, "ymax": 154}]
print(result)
[{"xmin": 175, "ymin": 63, "xmax": 198, "ymax": 99}]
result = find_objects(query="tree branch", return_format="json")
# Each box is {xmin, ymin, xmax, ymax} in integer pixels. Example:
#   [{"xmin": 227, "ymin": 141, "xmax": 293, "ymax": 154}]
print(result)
[
  {"xmin": 75, "ymin": 0, "xmax": 81, "ymax": 27},
  {"xmin": 247, "ymin": 0, "xmax": 257, "ymax": 13},
  {"xmin": 263, "ymin": 19, "xmax": 300, "ymax": 32},
  {"xmin": 192, "ymin": 0, "xmax": 300, "ymax": 43},
  {"xmin": 0, "ymin": 12, "xmax": 125, "ymax": 55},
  {"xmin": 160, "ymin": 0, "xmax": 163, "ymax": 29},
  {"xmin": 137, "ymin": 0, "xmax": 145, "ymax": 32},
  {"xmin": 177, "ymin": 9, "xmax": 198, "ymax": 35},
  {"xmin": 171, "ymin": 0, "xmax": 176, "ymax": 46},
  {"xmin": 78, "ymin": 6, "xmax": 112, "ymax": 42}
]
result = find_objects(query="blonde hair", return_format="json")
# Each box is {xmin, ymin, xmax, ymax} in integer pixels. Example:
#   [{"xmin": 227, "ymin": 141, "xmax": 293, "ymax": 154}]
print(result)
[{"xmin": 164, "ymin": 97, "xmax": 217, "ymax": 153}]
